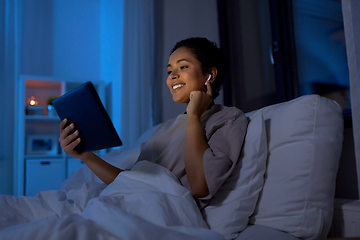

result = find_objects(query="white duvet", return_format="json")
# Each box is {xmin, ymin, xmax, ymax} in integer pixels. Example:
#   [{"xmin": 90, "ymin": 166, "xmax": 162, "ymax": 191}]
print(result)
[{"xmin": 0, "ymin": 148, "xmax": 224, "ymax": 240}]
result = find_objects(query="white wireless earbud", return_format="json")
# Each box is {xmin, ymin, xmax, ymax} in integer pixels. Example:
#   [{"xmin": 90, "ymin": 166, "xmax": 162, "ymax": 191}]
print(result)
[{"xmin": 205, "ymin": 74, "xmax": 211, "ymax": 85}]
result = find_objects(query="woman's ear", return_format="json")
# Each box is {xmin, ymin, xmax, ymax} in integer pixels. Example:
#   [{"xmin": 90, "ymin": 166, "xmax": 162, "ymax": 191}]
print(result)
[{"xmin": 208, "ymin": 67, "xmax": 218, "ymax": 84}]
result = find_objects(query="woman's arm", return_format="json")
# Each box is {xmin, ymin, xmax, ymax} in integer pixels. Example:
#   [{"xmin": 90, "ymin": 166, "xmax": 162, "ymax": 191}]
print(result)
[
  {"xmin": 185, "ymin": 82, "xmax": 214, "ymax": 197},
  {"xmin": 59, "ymin": 118, "xmax": 123, "ymax": 185},
  {"xmin": 185, "ymin": 114, "xmax": 210, "ymax": 197}
]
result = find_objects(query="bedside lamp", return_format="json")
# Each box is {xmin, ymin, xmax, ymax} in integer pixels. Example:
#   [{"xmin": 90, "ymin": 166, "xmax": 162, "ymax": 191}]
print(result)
[
  {"xmin": 26, "ymin": 96, "xmax": 43, "ymax": 115},
  {"xmin": 29, "ymin": 96, "xmax": 38, "ymax": 106}
]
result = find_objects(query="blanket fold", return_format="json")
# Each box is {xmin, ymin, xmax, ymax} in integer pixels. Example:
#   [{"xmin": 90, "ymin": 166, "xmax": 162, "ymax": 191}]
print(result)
[{"xmin": 0, "ymin": 161, "xmax": 224, "ymax": 240}]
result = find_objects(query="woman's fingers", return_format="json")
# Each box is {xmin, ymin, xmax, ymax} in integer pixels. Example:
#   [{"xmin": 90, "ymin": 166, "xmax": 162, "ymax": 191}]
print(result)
[
  {"xmin": 59, "ymin": 118, "xmax": 67, "ymax": 134},
  {"xmin": 60, "ymin": 130, "xmax": 80, "ymax": 153},
  {"xmin": 187, "ymin": 89, "xmax": 213, "ymax": 117},
  {"xmin": 59, "ymin": 120, "xmax": 81, "ymax": 150},
  {"xmin": 60, "ymin": 122, "xmax": 75, "ymax": 139},
  {"xmin": 58, "ymin": 119, "xmax": 84, "ymax": 158},
  {"xmin": 63, "ymin": 129, "xmax": 79, "ymax": 145},
  {"xmin": 64, "ymin": 136, "xmax": 81, "ymax": 151}
]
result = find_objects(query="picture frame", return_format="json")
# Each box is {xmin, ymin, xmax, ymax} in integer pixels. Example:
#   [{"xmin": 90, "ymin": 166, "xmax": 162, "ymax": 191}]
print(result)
[{"xmin": 26, "ymin": 134, "xmax": 59, "ymax": 155}]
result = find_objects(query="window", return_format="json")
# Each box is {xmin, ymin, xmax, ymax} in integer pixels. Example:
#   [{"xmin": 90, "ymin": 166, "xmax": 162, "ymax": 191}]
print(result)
[{"xmin": 292, "ymin": 0, "xmax": 350, "ymax": 115}]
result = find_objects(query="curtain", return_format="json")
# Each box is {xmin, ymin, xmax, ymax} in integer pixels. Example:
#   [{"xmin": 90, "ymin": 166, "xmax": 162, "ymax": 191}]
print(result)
[
  {"xmin": 0, "ymin": 0, "xmax": 18, "ymax": 195},
  {"xmin": 120, "ymin": 0, "xmax": 154, "ymax": 147},
  {"xmin": 217, "ymin": 0, "xmax": 279, "ymax": 112},
  {"xmin": 342, "ymin": 0, "xmax": 360, "ymax": 198}
]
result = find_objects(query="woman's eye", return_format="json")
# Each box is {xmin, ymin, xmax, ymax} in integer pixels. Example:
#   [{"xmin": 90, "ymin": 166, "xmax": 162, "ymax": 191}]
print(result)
[
  {"xmin": 167, "ymin": 70, "xmax": 172, "ymax": 75},
  {"xmin": 180, "ymin": 65, "xmax": 188, "ymax": 70}
]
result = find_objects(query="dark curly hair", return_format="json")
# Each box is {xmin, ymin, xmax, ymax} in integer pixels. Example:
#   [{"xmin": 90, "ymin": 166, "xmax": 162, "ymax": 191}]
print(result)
[{"xmin": 170, "ymin": 37, "xmax": 226, "ymax": 99}]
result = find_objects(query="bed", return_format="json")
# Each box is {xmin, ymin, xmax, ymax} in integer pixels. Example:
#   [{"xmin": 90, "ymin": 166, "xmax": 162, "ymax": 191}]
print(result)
[{"xmin": 0, "ymin": 94, "xmax": 344, "ymax": 240}]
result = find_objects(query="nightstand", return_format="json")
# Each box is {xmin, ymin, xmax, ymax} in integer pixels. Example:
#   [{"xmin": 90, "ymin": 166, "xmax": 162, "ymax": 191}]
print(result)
[{"xmin": 328, "ymin": 198, "xmax": 360, "ymax": 238}]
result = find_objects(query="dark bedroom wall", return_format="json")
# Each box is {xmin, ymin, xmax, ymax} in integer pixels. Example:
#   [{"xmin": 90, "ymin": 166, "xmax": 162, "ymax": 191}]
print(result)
[{"xmin": 154, "ymin": 0, "xmax": 221, "ymax": 122}]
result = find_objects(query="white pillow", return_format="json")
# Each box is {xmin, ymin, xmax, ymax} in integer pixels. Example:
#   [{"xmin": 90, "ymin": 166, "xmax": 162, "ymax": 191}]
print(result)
[
  {"xmin": 131, "ymin": 123, "xmax": 161, "ymax": 148},
  {"xmin": 201, "ymin": 110, "xmax": 267, "ymax": 240},
  {"xmin": 249, "ymin": 95, "xmax": 343, "ymax": 239}
]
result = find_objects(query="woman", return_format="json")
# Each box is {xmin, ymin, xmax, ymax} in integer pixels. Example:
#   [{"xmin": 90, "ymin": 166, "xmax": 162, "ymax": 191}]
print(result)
[{"xmin": 59, "ymin": 37, "xmax": 248, "ymax": 208}]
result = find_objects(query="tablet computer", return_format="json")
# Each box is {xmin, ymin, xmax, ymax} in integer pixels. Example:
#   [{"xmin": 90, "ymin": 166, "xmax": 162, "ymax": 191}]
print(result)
[{"xmin": 52, "ymin": 81, "xmax": 122, "ymax": 153}]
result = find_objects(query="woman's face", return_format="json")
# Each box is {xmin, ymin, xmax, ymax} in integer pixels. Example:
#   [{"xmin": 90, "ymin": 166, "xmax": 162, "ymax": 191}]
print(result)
[{"xmin": 167, "ymin": 47, "xmax": 208, "ymax": 104}]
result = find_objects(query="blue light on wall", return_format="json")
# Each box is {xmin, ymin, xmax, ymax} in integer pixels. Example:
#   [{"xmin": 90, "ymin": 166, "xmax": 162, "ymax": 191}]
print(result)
[
  {"xmin": 0, "ymin": 0, "xmax": 125, "ymax": 195},
  {"xmin": 293, "ymin": 0, "xmax": 349, "ymax": 97}
]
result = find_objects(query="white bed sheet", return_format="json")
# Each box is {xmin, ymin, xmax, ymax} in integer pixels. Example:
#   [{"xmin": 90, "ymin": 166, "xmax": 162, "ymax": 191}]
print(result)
[{"xmin": 0, "ymin": 158, "xmax": 224, "ymax": 240}]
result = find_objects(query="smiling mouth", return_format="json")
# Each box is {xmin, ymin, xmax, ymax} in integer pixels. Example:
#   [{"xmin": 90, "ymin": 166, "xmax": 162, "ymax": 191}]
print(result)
[{"xmin": 172, "ymin": 83, "xmax": 185, "ymax": 90}]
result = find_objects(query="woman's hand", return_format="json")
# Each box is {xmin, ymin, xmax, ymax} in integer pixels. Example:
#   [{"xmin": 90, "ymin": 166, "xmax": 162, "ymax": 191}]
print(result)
[
  {"xmin": 59, "ymin": 118, "xmax": 123, "ymax": 184},
  {"xmin": 186, "ymin": 80, "xmax": 213, "ymax": 117},
  {"xmin": 59, "ymin": 118, "xmax": 89, "ymax": 159}
]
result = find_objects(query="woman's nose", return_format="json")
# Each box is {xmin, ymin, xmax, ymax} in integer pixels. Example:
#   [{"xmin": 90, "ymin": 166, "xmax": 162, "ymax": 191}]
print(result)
[{"xmin": 170, "ymin": 70, "xmax": 179, "ymax": 80}]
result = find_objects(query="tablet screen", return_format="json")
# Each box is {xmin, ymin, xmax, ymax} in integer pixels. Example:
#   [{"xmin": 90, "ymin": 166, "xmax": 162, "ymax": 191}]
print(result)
[{"xmin": 53, "ymin": 81, "xmax": 122, "ymax": 153}]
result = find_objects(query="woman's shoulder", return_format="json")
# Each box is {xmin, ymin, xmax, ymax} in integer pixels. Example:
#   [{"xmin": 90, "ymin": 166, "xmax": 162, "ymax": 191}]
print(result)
[
  {"xmin": 204, "ymin": 104, "xmax": 248, "ymax": 127},
  {"xmin": 219, "ymin": 105, "xmax": 245, "ymax": 116},
  {"xmin": 212, "ymin": 104, "xmax": 246, "ymax": 120}
]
